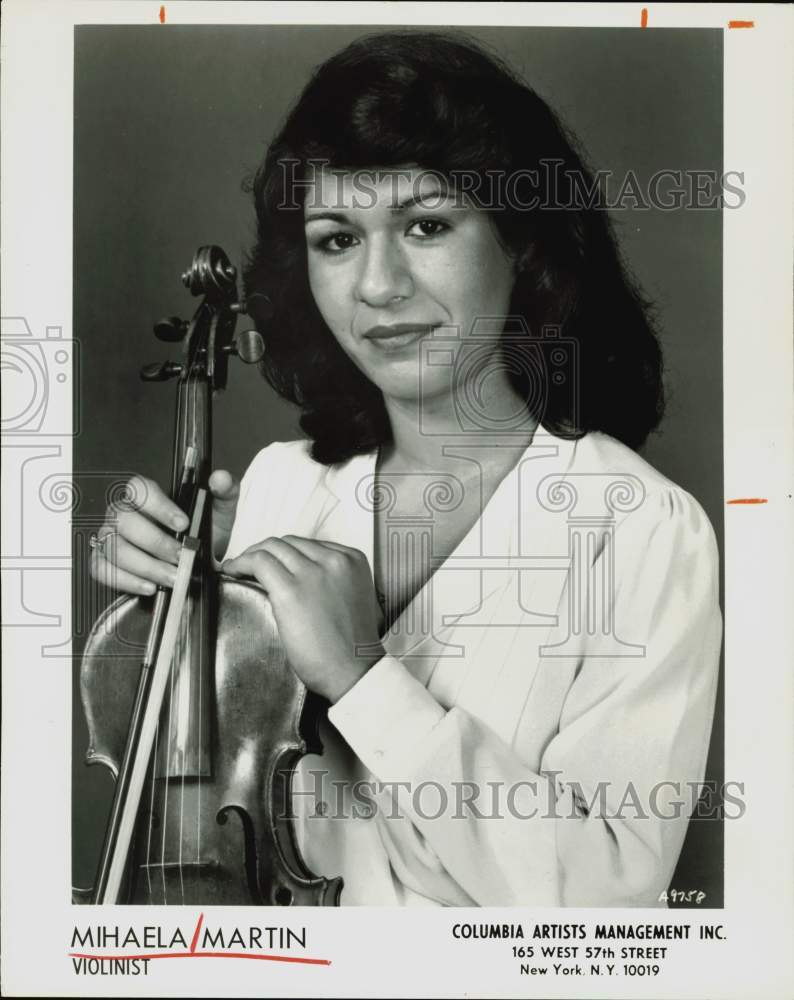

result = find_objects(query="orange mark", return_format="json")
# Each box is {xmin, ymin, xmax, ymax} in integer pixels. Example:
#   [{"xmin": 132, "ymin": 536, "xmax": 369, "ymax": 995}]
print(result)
[
  {"xmin": 727, "ymin": 498, "xmax": 767, "ymax": 505},
  {"xmin": 728, "ymin": 20, "xmax": 754, "ymax": 28},
  {"xmin": 159, "ymin": 5, "xmax": 166, "ymax": 23},
  {"xmin": 641, "ymin": 8, "xmax": 648, "ymax": 28}
]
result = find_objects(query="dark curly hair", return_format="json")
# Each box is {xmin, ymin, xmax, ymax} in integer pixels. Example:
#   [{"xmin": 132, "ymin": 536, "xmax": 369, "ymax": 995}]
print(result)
[{"xmin": 243, "ymin": 30, "xmax": 665, "ymax": 464}]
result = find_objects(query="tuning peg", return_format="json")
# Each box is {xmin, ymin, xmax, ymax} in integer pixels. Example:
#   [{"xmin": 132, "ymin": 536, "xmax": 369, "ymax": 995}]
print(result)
[
  {"xmin": 223, "ymin": 329, "xmax": 265, "ymax": 365},
  {"xmin": 153, "ymin": 317, "xmax": 188, "ymax": 342},
  {"xmin": 140, "ymin": 361, "xmax": 183, "ymax": 382},
  {"xmin": 232, "ymin": 293, "xmax": 274, "ymax": 322}
]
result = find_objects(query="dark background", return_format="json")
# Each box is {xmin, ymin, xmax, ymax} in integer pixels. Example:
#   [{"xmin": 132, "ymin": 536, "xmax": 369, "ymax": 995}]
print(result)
[{"xmin": 72, "ymin": 25, "xmax": 724, "ymax": 904}]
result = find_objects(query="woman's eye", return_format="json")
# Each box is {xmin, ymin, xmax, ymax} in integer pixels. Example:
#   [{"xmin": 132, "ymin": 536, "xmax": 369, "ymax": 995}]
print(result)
[
  {"xmin": 406, "ymin": 218, "xmax": 450, "ymax": 239},
  {"xmin": 316, "ymin": 232, "xmax": 359, "ymax": 254}
]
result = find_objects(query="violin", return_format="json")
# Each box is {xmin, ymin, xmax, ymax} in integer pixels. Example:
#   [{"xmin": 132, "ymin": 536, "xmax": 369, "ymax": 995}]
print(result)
[{"xmin": 75, "ymin": 246, "xmax": 342, "ymax": 906}]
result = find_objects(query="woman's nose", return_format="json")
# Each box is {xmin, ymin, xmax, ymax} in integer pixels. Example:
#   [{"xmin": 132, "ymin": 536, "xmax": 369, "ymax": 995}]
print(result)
[{"xmin": 353, "ymin": 237, "xmax": 414, "ymax": 307}]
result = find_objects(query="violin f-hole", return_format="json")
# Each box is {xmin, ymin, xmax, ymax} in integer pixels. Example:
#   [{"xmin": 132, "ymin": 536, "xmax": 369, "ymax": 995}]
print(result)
[{"xmin": 216, "ymin": 804, "xmax": 264, "ymax": 905}]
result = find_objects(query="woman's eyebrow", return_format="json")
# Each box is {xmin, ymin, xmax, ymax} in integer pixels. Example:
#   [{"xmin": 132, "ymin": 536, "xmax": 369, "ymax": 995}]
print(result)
[
  {"xmin": 392, "ymin": 186, "xmax": 452, "ymax": 211},
  {"xmin": 304, "ymin": 211, "xmax": 350, "ymax": 225},
  {"xmin": 303, "ymin": 186, "xmax": 454, "ymax": 224}
]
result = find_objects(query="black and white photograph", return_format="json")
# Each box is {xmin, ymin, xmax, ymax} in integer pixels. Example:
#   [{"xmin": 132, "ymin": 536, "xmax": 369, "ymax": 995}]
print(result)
[
  {"xmin": 2, "ymin": 3, "xmax": 792, "ymax": 998},
  {"xmin": 71, "ymin": 20, "xmax": 726, "ymax": 910}
]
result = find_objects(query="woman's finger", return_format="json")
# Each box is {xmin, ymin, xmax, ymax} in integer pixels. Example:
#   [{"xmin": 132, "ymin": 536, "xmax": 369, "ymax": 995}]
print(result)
[
  {"xmin": 222, "ymin": 549, "xmax": 294, "ymax": 594},
  {"xmin": 108, "ymin": 508, "xmax": 182, "ymax": 565},
  {"xmin": 256, "ymin": 537, "xmax": 320, "ymax": 575},
  {"xmin": 223, "ymin": 538, "xmax": 317, "ymax": 577},
  {"xmin": 109, "ymin": 474, "xmax": 189, "ymax": 533},
  {"xmin": 281, "ymin": 535, "xmax": 366, "ymax": 566},
  {"xmin": 209, "ymin": 469, "xmax": 240, "ymax": 560},
  {"xmin": 89, "ymin": 550, "xmax": 157, "ymax": 596},
  {"xmin": 98, "ymin": 532, "xmax": 179, "ymax": 588}
]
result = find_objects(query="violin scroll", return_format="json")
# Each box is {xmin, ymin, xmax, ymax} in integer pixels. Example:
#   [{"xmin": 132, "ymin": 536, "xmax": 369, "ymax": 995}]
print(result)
[
  {"xmin": 143, "ymin": 246, "xmax": 269, "ymax": 389},
  {"xmin": 180, "ymin": 245, "xmax": 237, "ymax": 300}
]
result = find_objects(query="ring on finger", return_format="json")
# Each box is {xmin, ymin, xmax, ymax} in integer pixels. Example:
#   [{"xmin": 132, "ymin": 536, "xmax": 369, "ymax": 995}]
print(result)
[{"xmin": 89, "ymin": 531, "xmax": 113, "ymax": 557}]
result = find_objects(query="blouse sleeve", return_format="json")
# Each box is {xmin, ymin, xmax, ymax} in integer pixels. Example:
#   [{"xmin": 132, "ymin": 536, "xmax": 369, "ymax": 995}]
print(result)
[
  {"xmin": 220, "ymin": 441, "xmax": 314, "ymax": 563},
  {"xmin": 327, "ymin": 487, "xmax": 722, "ymax": 907}
]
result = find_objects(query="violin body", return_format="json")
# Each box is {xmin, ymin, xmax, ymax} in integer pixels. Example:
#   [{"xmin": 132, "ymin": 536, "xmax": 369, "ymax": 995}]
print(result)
[{"xmin": 80, "ymin": 576, "xmax": 341, "ymax": 905}]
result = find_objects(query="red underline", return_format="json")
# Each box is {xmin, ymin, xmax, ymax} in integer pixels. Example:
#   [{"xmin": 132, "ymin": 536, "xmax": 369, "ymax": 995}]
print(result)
[
  {"xmin": 726, "ymin": 498, "xmax": 768, "ymax": 504},
  {"xmin": 69, "ymin": 951, "xmax": 331, "ymax": 965}
]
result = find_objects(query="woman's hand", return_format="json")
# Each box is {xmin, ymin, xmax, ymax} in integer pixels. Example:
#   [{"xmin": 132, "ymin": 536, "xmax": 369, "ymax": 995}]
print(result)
[
  {"xmin": 89, "ymin": 470, "xmax": 240, "ymax": 595},
  {"xmin": 222, "ymin": 537, "xmax": 386, "ymax": 703}
]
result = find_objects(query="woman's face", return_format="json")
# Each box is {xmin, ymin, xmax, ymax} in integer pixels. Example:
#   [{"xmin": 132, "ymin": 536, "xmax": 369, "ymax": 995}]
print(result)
[{"xmin": 304, "ymin": 167, "xmax": 518, "ymax": 410}]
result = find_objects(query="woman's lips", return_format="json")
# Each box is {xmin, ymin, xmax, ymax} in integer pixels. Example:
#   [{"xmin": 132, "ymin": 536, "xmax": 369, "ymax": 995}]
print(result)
[{"xmin": 363, "ymin": 323, "xmax": 437, "ymax": 351}]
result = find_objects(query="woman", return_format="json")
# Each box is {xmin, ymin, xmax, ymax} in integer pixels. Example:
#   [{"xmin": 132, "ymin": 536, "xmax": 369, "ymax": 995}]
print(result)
[{"xmin": 90, "ymin": 31, "xmax": 722, "ymax": 906}]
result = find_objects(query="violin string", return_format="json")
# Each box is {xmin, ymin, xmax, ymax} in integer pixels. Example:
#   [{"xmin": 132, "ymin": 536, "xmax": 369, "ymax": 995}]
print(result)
[
  {"xmin": 177, "ymin": 369, "xmax": 192, "ymax": 904},
  {"xmin": 161, "ymin": 603, "xmax": 177, "ymax": 905},
  {"xmin": 145, "ymin": 730, "xmax": 157, "ymax": 899},
  {"xmin": 189, "ymin": 363, "xmax": 204, "ymax": 886},
  {"xmin": 160, "ymin": 365, "xmax": 193, "ymax": 905},
  {"xmin": 196, "ymin": 524, "xmax": 203, "ymax": 881},
  {"xmin": 177, "ymin": 600, "xmax": 186, "ymax": 903},
  {"xmin": 177, "ymin": 365, "xmax": 198, "ymax": 903},
  {"xmin": 194, "ymin": 368, "xmax": 204, "ymax": 881},
  {"xmin": 142, "ymin": 366, "xmax": 185, "ymax": 904},
  {"xmin": 180, "ymin": 360, "xmax": 203, "ymax": 895},
  {"xmin": 190, "ymin": 361, "xmax": 208, "ymax": 879},
  {"xmin": 178, "ymin": 602, "xmax": 187, "ymax": 904},
  {"xmin": 191, "ymin": 367, "xmax": 199, "ymax": 882}
]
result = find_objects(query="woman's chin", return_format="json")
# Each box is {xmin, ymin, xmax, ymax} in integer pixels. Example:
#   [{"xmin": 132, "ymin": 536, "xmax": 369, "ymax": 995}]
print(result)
[{"xmin": 367, "ymin": 363, "xmax": 453, "ymax": 410}]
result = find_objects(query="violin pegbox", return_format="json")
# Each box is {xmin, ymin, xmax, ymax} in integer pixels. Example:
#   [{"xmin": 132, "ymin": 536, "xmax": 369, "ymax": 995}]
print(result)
[{"xmin": 142, "ymin": 245, "xmax": 266, "ymax": 391}]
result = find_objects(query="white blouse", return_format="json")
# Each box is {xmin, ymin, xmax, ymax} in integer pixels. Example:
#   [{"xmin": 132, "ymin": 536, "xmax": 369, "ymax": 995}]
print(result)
[{"xmin": 223, "ymin": 427, "xmax": 722, "ymax": 907}]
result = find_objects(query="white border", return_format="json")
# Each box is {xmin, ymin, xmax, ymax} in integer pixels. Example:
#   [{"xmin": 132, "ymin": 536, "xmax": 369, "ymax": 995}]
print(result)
[{"xmin": 2, "ymin": 3, "xmax": 792, "ymax": 998}]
